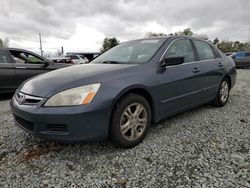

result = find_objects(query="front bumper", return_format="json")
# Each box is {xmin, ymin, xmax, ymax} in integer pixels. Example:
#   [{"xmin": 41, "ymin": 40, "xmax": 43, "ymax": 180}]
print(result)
[{"xmin": 10, "ymin": 95, "xmax": 112, "ymax": 143}]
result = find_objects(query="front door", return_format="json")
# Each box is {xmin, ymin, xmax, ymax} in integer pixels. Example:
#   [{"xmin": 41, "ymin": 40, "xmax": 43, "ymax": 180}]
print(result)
[
  {"xmin": 0, "ymin": 50, "xmax": 17, "ymax": 93},
  {"xmin": 9, "ymin": 50, "xmax": 49, "ymax": 86},
  {"xmin": 156, "ymin": 39, "xmax": 203, "ymax": 118}
]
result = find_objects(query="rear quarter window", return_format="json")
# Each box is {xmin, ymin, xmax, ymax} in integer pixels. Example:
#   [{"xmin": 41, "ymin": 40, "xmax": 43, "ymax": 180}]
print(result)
[
  {"xmin": 193, "ymin": 40, "xmax": 215, "ymax": 61},
  {"xmin": 216, "ymin": 48, "xmax": 225, "ymax": 58}
]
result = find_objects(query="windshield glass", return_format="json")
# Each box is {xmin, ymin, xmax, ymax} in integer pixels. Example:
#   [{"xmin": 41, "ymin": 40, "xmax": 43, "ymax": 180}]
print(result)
[{"xmin": 91, "ymin": 39, "xmax": 166, "ymax": 64}]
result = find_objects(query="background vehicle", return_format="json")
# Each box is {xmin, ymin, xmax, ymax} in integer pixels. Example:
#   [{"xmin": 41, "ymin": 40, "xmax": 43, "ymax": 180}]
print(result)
[
  {"xmin": 66, "ymin": 52, "xmax": 100, "ymax": 62},
  {"xmin": 49, "ymin": 57, "xmax": 74, "ymax": 64},
  {"xmin": 11, "ymin": 36, "xmax": 236, "ymax": 148},
  {"xmin": 231, "ymin": 51, "xmax": 250, "ymax": 68},
  {"xmin": 0, "ymin": 48, "xmax": 71, "ymax": 94},
  {"xmin": 65, "ymin": 54, "xmax": 89, "ymax": 64}
]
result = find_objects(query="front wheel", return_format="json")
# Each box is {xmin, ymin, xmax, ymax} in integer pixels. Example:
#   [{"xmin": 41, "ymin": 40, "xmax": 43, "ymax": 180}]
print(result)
[
  {"xmin": 110, "ymin": 94, "xmax": 151, "ymax": 148},
  {"xmin": 213, "ymin": 78, "xmax": 230, "ymax": 107}
]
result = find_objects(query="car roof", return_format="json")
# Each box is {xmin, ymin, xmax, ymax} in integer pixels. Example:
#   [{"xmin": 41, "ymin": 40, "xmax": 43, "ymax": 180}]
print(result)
[
  {"xmin": 66, "ymin": 52, "xmax": 100, "ymax": 55},
  {"xmin": 0, "ymin": 47, "xmax": 32, "ymax": 52},
  {"xmin": 0, "ymin": 47, "xmax": 43, "ymax": 55},
  {"xmin": 125, "ymin": 35, "xmax": 210, "ymax": 44},
  {"xmin": 236, "ymin": 51, "xmax": 250, "ymax": 53},
  {"xmin": 0, "ymin": 47, "xmax": 48, "ymax": 60}
]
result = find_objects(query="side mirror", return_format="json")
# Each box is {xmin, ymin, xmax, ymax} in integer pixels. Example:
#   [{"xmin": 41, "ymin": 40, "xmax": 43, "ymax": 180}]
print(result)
[
  {"xmin": 43, "ymin": 61, "xmax": 50, "ymax": 67},
  {"xmin": 160, "ymin": 56, "xmax": 184, "ymax": 67},
  {"xmin": 231, "ymin": 55, "xmax": 236, "ymax": 59}
]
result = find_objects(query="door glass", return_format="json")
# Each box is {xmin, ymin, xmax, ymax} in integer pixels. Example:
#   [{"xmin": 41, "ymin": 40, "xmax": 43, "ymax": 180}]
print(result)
[
  {"xmin": 245, "ymin": 52, "xmax": 250, "ymax": 57},
  {"xmin": 68, "ymin": 55, "xmax": 79, "ymax": 59},
  {"xmin": 194, "ymin": 40, "xmax": 215, "ymax": 60},
  {"xmin": 165, "ymin": 39, "xmax": 195, "ymax": 63},
  {"xmin": 12, "ymin": 56, "xmax": 26, "ymax": 64},
  {"xmin": 0, "ymin": 52, "xmax": 9, "ymax": 63},
  {"xmin": 10, "ymin": 51, "xmax": 44, "ymax": 64}
]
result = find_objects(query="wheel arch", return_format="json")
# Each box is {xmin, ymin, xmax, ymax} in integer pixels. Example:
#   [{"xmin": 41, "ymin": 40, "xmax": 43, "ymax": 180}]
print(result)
[
  {"xmin": 223, "ymin": 75, "xmax": 232, "ymax": 89},
  {"xmin": 110, "ymin": 85, "xmax": 158, "ymax": 123}
]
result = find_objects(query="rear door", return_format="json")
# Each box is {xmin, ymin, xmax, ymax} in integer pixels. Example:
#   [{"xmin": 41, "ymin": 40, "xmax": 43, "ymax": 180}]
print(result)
[
  {"xmin": 192, "ymin": 40, "xmax": 224, "ymax": 99},
  {"xmin": 0, "ymin": 50, "xmax": 17, "ymax": 93},
  {"xmin": 156, "ymin": 39, "xmax": 203, "ymax": 117},
  {"xmin": 9, "ymin": 50, "xmax": 50, "ymax": 85}
]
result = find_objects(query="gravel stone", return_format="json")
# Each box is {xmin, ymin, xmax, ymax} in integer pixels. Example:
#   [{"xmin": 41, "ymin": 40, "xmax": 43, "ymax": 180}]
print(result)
[{"xmin": 0, "ymin": 69, "xmax": 250, "ymax": 187}]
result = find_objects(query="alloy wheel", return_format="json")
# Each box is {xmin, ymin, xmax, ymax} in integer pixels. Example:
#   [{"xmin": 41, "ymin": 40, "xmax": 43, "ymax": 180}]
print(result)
[
  {"xmin": 220, "ymin": 80, "xmax": 229, "ymax": 103},
  {"xmin": 120, "ymin": 103, "xmax": 147, "ymax": 141}
]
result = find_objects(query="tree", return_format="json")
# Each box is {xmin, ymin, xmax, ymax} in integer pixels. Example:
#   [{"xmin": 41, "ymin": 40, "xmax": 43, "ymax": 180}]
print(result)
[
  {"xmin": 0, "ymin": 38, "xmax": 9, "ymax": 47},
  {"xmin": 217, "ymin": 41, "xmax": 234, "ymax": 52},
  {"xmin": 0, "ymin": 38, "xmax": 3, "ymax": 47},
  {"xmin": 213, "ymin": 38, "xmax": 219, "ymax": 45},
  {"xmin": 101, "ymin": 37, "xmax": 119, "ymax": 52},
  {"xmin": 244, "ymin": 42, "xmax": 250, "ymax": 51},
  {"xmin": 3, "ymin": 38, "xmax": 9, "ymax": 47},
  {"xmin": 182, "ymin": 28, "xmax": 193, "ymax": 36},
  {"xmin": 215, "ymin": 39, "xmax": 250, "ymax": 53},
  {"xmin": 145, "ymin": 32, "xmax": 167, "ymax": 37},
  {"xmin": 145, "ymin": 27, "xmax": 250, "ymax": 52},
  {"xmin": 145, "ymin": 28, "xmax": 195, "ymax": 37}
]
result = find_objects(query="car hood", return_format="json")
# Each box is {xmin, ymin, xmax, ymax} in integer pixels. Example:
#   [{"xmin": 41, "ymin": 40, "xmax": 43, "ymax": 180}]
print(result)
[{"xmin": 20, "ymin": 64, "xmax": 137, "ymax": 97}]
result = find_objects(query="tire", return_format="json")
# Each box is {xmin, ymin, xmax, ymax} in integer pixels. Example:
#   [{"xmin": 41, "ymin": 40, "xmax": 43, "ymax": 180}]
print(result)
[
  {"xmin": 213, "ymin": 78, "xmax": 230, "ymax": 107},
  {"xmin": 110, "ymin": 94, "xmax": 151, "ymax": 148}
]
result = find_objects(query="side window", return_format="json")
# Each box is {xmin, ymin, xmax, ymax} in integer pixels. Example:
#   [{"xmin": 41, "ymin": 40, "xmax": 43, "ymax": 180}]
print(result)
[
  {"xmin": 69, "ymin": 55, "xmax": 79, "ymax": 59},
  {"xmin": 194, "ymin": 40, "xmax": 215, "ymax": 61},
  {"xmin": 20, "ymin": 52, "xmax": 44, "ymax": 64},
  {"xmin": 0, "ymin": 51, "xmax": 10, "ymax": 64},
  {"xmin": 10, "ymin": 51, "xmax": 44, "ymax": 64},
  {"xmin": 165, "ymin": 39, "xmax": 195, "ymax": 63},
  {"xmin": 245, "ymin": 52, "xmax": 250, "ymax": 57},
  {"xmin": 12, "ymin": 56, "xmax": 26, "ymax": 64},
  {"xmin": 210, "ymin": 45, "xmax": 222, "ymax": 59},
  {"xmin": 215, "ymin": 48, "xmax": 225, "ymax": 58}
]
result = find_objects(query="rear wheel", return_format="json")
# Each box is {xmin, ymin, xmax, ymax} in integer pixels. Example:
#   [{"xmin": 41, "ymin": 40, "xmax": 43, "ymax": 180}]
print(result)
[
  {"xmin": 213, "ymin": 78, "xmax": 230, "ymax": 107},
  {"xmin": 110, "ymin": 94, "xmax": 151, "ymax": 148}
]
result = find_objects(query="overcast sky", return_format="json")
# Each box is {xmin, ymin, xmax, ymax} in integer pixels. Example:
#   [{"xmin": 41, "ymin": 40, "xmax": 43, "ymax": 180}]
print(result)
[{"xmin": 0, "ymin": 0, "xmax": 250, "ymax": 53}]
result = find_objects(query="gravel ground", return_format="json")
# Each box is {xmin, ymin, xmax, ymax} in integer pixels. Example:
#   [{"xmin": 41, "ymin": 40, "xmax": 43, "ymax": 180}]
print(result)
[{"xmin": 0, "ymin": 70, "xmax": 250, "ymax": 188}]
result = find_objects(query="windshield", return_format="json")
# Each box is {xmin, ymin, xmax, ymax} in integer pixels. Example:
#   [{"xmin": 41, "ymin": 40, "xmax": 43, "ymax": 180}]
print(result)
[{"xmin": 91, "ymin": 39, "xmax": 166, "ymax": 64}]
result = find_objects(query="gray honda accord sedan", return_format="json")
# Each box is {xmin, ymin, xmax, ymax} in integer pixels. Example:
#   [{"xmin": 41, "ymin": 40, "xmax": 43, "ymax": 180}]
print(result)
[{"xmin": 11, "ymin": 36, "xmax": 236, "ymax": 148}]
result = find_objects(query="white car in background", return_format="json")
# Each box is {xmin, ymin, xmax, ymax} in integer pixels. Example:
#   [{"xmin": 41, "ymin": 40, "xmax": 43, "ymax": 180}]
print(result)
[{"xmin": 65, "ymin": 54, "xmax": 89, "ymax": 64}]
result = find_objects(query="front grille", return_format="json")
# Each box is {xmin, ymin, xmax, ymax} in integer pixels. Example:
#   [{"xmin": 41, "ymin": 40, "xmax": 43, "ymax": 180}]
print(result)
[
  {"xmin": 47, "ymin": 124, "xmax": 68, "ymax": 132},
  {"xmin": 14, "ymin": 115, "xmax": 34, "ymax": 132},
  {"xmin": 15, "ymin": 92, "xmax": 43, "ymax": 106}
]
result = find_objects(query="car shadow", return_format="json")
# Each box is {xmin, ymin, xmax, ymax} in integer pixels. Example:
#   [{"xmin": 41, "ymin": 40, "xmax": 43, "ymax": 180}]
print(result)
[{"xmin": 16, "ymin": 102, "xmax": 215, "ymax": 154}]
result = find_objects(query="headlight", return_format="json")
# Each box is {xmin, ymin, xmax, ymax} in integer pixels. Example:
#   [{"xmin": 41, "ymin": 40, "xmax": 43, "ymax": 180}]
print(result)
[{"xmin": 44, "ymin": 83, "xmax": 101, "ymax": 107}]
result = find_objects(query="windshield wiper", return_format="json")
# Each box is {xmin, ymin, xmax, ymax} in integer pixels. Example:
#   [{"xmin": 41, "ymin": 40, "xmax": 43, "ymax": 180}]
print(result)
[{"xmin": 102, "ymin": 61, "xmax": 121, "ymax": 64}]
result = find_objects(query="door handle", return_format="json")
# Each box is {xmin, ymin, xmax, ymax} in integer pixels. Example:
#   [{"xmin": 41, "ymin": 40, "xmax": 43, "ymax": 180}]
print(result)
[
  {"xmin": 15, "ymin": 67, "xmax": 26, "ymax": 69},
  {"xmin": 192, "ymin": 67, "xmax": 200, "ymax": 73},
  {"xmin": 218, "ymin": 62, "xmax": 223, "ymax": 67}
]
